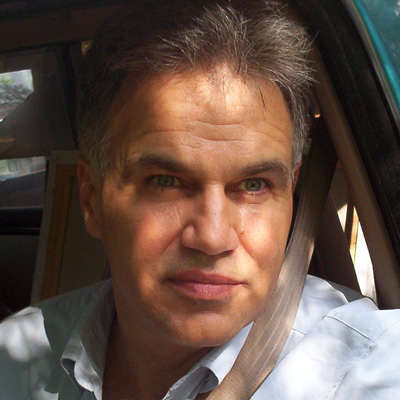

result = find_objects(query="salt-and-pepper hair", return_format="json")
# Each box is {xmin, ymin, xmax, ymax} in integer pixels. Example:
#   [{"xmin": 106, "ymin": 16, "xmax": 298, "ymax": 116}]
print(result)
[{"xmin": 77, "ymin": 0, "xmax": 314, "ymax": 176}]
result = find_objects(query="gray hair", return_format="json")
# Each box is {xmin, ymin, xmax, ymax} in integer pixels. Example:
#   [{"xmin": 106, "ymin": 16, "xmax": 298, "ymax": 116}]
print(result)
[{"xmin": 77, "ymin": 0, "xmax": 314, "ymax": 175}]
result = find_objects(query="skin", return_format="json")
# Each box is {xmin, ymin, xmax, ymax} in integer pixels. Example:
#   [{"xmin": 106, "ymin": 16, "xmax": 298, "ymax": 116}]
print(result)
[{"xmin": 78, "ymin": 66, "xmax": 299, "ymax": 399}]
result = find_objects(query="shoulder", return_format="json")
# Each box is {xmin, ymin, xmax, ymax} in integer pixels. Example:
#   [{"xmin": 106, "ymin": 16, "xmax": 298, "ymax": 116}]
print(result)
[
  {"xmin": 299, "ymin": 276, "xmax": 400, "ymax": 369},
  {"xmin": 334, "ymin": 306, "xmax": 400, "ymax": 398},
  {"xmin": 259, "ymin": 276, "xmax": 400, "ymax": 399},
  {"xmin": 0, "ymin": 279, "xmax": 111, "ymax": 346},
  {"xmin": 324, "ymin": 295, "xmax": 400, "ymax": 398},
  {"xmin": 293, "ymin": 275, "xmax": 367, "ymax": 335},
  {"xmin": 0, "ymin": 280, "xmax": 112, "ymax": 399},
  {"xmin": 300, "ymin": 275, "xmax": 400, "ymax": 341}
]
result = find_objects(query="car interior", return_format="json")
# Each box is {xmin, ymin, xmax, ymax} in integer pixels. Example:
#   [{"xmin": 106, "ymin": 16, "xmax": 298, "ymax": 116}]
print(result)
[{"xmin": 0, "ymin": 0, "xmax": 399, "ymax": 321}]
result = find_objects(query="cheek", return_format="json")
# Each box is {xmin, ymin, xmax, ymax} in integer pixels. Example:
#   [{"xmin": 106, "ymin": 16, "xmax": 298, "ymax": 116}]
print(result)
[
  {"xmin": 100, "ymin": 194, "xmax": 183, "ymax": 271},
  {"xmin": 239, "ymin": 201, "xmax": 293, "ymax": 269},
  {"xmin": 101, "ymin": 198, "xmax": 185, "ymax": 309}
]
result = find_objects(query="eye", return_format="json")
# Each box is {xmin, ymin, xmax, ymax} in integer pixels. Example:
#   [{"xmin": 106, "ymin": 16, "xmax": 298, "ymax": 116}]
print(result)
[
  {"xmin": 152, "ymin": 175, "xmax": 179, "ymax": 187},
  {"xmin": 238, "ymin": 178, "xmax": 266, "ymax": 192}
]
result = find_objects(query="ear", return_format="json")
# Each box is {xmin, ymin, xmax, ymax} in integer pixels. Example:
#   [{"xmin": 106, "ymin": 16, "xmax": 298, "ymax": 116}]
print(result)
[
  {"xmin": 77, "ymin": 155, "xmax": 103, "ymax": 239},
  {"xmin": 291, "ymin": 162, "xmax": 302, "ymax": 194}
]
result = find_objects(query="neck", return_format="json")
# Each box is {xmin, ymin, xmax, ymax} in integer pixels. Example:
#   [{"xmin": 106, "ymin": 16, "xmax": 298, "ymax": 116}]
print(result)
[{"xmin": 103, "ymin": 318, "xmax": 211, "ymax": 400}]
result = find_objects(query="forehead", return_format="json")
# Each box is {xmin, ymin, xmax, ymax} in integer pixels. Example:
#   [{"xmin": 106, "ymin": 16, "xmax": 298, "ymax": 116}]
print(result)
[
  {"xmin": 106, "ymin": 67, "xmax": 293, "ymax": 172},
  {"xmin": 110, "ymin": 66, "xmax": 291, "ymax": 136}
]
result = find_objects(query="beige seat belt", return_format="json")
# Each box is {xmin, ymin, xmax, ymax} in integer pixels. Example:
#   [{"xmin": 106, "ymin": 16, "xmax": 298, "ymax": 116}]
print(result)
[{"xmin": 200, "ymin": 122, "xmax": 337, "ymax": 400}]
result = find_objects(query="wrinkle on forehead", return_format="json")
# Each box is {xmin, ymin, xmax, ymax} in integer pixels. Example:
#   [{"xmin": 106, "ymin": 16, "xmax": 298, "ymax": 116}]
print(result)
[
  {"xmin": 107, "ymin": 65, "xmax": 293, "ymax": 172},
  {"xmin": 111, "ymin": 64, "xmax": 289, "ymax": 131},
  {"xmin": 170, "ymin": 65, "xmax": 275, "ymax": 124}
]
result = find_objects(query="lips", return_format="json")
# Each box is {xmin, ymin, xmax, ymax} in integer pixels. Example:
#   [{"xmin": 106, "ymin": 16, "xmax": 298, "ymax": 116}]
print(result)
[{"xmin": 166, "ymin": 270, "xmax": 245, "ymax": 301}]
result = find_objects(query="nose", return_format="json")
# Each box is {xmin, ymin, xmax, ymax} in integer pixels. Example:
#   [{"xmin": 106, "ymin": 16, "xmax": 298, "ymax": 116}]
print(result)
[{"xmin": 180, "ymin": 185, "xmax": 240, "ymax": 256}]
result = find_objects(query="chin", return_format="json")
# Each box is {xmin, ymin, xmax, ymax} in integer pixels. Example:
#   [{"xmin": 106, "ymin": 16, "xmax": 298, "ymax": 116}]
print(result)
[{"xmin": 167, "ymin": 314, "xmax": 249, "ymax": 349}]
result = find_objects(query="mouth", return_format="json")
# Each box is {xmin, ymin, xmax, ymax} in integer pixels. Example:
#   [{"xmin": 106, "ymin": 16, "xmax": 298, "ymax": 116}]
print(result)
[{"xmin": 166, "ymin": 270, "xmax": 245, "ymax": 301}]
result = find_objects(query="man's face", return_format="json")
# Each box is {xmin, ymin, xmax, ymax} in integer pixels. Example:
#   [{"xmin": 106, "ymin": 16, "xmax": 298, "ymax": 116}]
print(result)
[{"xmin": 81, "ymin": 67, "xmax": 296, "ymax": 350}]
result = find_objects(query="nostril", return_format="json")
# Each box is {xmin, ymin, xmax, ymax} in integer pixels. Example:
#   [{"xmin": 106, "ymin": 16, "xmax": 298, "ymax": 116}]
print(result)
[{"xmin": 180, "ymin": 222, "xmax": 239, "ymax": 256}]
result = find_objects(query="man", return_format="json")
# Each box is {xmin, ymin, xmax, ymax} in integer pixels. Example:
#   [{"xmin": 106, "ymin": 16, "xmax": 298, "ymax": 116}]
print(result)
[{"xmin": 1, "ymin": 1, "xmax": 399, "ymax": 399}]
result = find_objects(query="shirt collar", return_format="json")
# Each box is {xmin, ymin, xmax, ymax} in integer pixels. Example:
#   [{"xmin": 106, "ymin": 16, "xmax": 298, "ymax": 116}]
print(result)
[
  {"xmin": 174, "ymin": 276, "xmax": 350, "ymax": 398},
  {"xmin": 54, "ymin": 278, "xmax": 252, "ymax": 400},
  {"xmin": 164, "ymin": 323, "xmax": 252, "ymax": 399},
  {"xmin": 51, "ymin": 276, "xmax": 335, "ymax": 399},
  {"xmin": 199, "ymin": 323, "xmax": 252, "ymax": 388},
  {"xmin": 60, "ymin": 280, "xmax": 114, "ymax": 399}
]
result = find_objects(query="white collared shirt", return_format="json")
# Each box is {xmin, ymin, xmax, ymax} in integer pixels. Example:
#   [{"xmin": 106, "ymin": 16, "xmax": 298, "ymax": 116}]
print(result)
[{"xmin": 1, "ymin": 276, "xmax": 400, "ymax": 399}]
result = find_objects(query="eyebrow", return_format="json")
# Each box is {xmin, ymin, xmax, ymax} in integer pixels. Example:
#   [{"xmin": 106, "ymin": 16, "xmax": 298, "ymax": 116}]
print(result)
[
  {"xmin": 121, "ymin": 154, "xmax": 187, "ymax": 182},
  {"xmin": 122, "ymin": 154, "xmax": 290, "ymax": 188},
  {"xmin": 239, "ymin": 161, "xmax": 290, "ymax": 189}
]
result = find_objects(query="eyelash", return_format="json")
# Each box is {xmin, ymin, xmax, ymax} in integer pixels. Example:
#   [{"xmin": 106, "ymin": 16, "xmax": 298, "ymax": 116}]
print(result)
[
  {"xmin": 148, "ymin": 175, "xmax": 181, "ymax": 188},
  {"xmin": 147, "ymin": 175, "xmax": 270, "ymax": 194},
  {"xmin": 234, "ymin": 178, "xmax": 270, "ymax": 194}
]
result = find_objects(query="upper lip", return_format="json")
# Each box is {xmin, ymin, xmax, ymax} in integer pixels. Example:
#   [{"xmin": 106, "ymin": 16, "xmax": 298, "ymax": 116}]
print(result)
[{"xmin": 166, "ymin": 270, "xmax": 244, "ymax": 285}]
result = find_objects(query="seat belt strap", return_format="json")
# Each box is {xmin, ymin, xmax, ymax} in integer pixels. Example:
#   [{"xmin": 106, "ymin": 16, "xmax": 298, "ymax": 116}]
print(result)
[{"xmin": 201, "ymin": 123, "xmax": 337, "ymax": 400}]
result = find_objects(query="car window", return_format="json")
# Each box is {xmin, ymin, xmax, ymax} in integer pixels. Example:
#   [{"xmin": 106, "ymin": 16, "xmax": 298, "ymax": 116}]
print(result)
[
  {"xmin": 0, "ymin": 46, "xmax": 79, "ymax": 232},
  {"xmin": 342, "ymin": 0, "xmax": 400, "ymax": 131}
]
